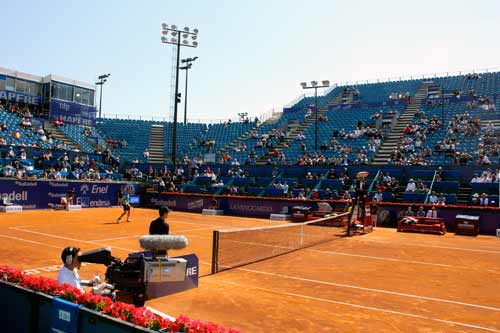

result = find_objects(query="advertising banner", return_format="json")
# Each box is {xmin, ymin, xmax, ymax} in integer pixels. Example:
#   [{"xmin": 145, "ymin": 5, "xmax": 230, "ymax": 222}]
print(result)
[
  {"xmin": 0, "ymin": 179, "xmax": 139, "ymax": 209},
  {"xmin": 49, "ymin": 98, "xmax": 97, "ymax": 126},
  {"xmin": 376, "ymin": 204, "xmax": 500, "ymax": 235},
  {"xmin": 0, "ymin": 90, "xmax": 41, "ymax": 105},
  {"xmin": 144, "ymin": 194, "xmax": 348, "ymax": 219}
]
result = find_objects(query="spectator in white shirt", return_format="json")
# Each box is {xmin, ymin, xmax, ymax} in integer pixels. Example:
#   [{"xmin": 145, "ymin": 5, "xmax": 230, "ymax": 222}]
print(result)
[
  {"xmin": 471, "ymin": 174, "xmax": 481, "ymax": 183},
  {"xmin": 428, "ymin": 191, "xmax": 439, "ymax": 204},
  {"xmin": 480, "ymin": 193, "xmax": 489, "ymax": 206},
  {"xmin": 405, "ymin": 179, "xmax": 416, "ymax": 192},
  {"xmin": 426, "ymin": 206, "xmax": 438, "ymax": 218}
]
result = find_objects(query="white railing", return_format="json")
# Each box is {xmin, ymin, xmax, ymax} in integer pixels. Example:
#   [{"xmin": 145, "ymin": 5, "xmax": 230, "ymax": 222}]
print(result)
[
  {"xmin": 258, "ymin": 107, "xmax": 282, "ymax": 123},
  {"xmin": 284, "ymin": 93, "xmax": 306, "ymax": 108},
  {"xmin": 100, "ymin": 114, "xmax": 240, "ymax": 124},
  {"xmin": 333, "ymin": 66, "xmax": 500, "ymax": 88}
]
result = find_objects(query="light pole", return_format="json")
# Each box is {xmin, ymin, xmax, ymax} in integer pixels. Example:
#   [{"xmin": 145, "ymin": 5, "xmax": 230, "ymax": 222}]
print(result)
[
  {"xmin": 161, "ymin": 23, "xmax": 199, "ymax": 165},
  {"xmin": 180, "ymin": 56, "xmax": 198, "ymax": 125},
  {"xmin": 300, "ymin": 80, "xmax": 330, "ymax": 152},
  {"xmin": 95, "ymin": 73, "xmax": 110, "ymax": 119}
]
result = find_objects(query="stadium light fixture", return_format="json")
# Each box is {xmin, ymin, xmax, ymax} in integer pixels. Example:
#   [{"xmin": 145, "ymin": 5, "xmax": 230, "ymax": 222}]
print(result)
[
  {"xmin": 300, "ymin": 80, "xmax": 330, "ymax": 152},
  {"xmin": 96, "ymin": 73, "xmax": 111, "ymax": 119},
  {"xmin": 161, "ymin": 22, "xmax": 200, "ymax": 164},
  {"xmin": 180, "ymin": 56, "xmax": 198, "ymax": 125}
]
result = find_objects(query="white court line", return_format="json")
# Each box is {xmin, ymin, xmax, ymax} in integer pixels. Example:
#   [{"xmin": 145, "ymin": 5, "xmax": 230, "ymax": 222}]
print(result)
[
  {"xmin": 215, "ymin": 279, "xmax": 500, "ymax": 332},
  {"xmin": 360, "ymin": 239, "xmax": 500, "ymax": 254},
  {"xmin": 233, "ymin": 267, "xmax": 500, "ymax": 312},
  {"xmin": 88, "ymin": 226, "xmax": 221, "ymax": 242},
  {"xmin": 7, "ymin": 228, "xmax": 500, "ymax": 315},
  {"xmin": 8, "ymin": 226, "xmax": 139, "ymax": 253},
  {"xmin": 0, "ymin": 234, "xmax": 62, "ymax": 249}
]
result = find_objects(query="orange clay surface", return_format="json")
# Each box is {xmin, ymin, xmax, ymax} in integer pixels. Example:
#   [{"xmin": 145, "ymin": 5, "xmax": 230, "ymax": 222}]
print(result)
[{"xmin": 0, "ymin": 207, "xmax": 499, "ymax": 332}]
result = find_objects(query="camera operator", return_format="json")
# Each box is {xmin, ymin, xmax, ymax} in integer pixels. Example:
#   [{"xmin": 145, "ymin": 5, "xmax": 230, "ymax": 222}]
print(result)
[
  {"xmin": 57, "ymin": 246, "xmax": 84, "ymax": 292},
  {"xmin": 149, "ymin": 206, "xmax": 170, "ymax": 235},
  {"xmin": 149, "ymin": 206, "xmax": 170, "ymax": 256}
]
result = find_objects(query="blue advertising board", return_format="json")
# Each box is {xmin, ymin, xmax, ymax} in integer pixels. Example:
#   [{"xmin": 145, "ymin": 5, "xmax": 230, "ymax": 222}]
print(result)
[
  {"xmin": 0, "ymin": 90, "xmax": 41, "ymax": 105},
  {"xmin": 49, "ymin": 98, "xmax": 97, "ymax": 126},
  {"xmin": 0, "ymin": 179, "xmax": 139, "ymax": 209}
]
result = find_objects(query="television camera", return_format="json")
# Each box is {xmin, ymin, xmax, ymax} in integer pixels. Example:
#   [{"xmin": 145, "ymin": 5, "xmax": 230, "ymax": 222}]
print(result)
[{"xmin": 78, "ymin": 235, "xmax": 189, "ymax": 306}]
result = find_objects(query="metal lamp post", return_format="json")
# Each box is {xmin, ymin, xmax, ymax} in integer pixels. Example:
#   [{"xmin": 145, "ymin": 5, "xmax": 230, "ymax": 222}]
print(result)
[
  {"xmin": 95, "ymin": 73, "xmax": 110, "ymax": 119},
  {"xmin": 300, "ymin": 80, "xmax": 330, "ymax": 152},
  {"xmin": 180, "ymin": 56, "xmax": 198, "ymax": 125},
  {"xmin": 161, "ymin": 23, "xmax": 199, "ymax": 164}
]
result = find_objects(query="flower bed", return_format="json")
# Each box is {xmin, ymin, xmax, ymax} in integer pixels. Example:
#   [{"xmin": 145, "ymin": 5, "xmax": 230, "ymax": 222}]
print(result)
[{"xmin": 0, "ymin": 265, "xmax": 240, "ymax": 333}]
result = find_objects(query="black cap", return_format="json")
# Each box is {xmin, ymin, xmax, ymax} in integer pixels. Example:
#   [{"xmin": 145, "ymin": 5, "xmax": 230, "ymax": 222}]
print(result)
[{"xmin": 159, "ymin": 206, "xmax": 171, "ymax": 216}]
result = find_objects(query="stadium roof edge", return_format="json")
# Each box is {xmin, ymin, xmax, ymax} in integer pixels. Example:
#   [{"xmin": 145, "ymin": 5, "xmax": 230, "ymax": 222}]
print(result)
[{"xmin": 0, "ymin": 65, "xmax": 95, "ymax": 91}]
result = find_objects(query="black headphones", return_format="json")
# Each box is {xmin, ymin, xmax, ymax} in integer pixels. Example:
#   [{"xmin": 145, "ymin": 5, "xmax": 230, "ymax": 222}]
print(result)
[{"xmin": 62, "ymin": 246, "xmax": 79, "ymax": 266}]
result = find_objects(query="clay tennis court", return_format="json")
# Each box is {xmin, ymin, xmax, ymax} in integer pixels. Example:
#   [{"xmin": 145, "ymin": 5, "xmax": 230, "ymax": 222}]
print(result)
[{"xmin": 1, "ymin": 207, "xmax": 499, "ymax": 332}]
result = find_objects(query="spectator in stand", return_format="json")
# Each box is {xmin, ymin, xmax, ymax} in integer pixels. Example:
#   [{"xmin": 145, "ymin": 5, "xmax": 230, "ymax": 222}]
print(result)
[
  {"xmin": 372, "ymin": 190, "xmax": 383, "ymax": 202},
  {"xmin": 471, "ymin": 193, "xmax": 480, "ymax": 205},
  {"xmin": 416, "ymin": 206, "xmax": 426, "ymax": 217},
  {"xmin": 405, "ymin": 206, "xmax": 414, "ymax": 217},
  {"xmin": 471, "ymin": 173, "xmax": 481, "ymax": 183},
  {"xmin": 479, "ymin": 193, "xmax": 489, "ymax": 206},
  {"xmin": 426, "ymin": 206, "xmax": 438, "ymax": 218},
  {"xmin": 438, "ymin": 193, "xmax": 446, "ymax": 205},
  {"xmin": 429, "ymin": 191, "xmax": 439, "ymax": 204},
  {"xmin": 405, "ymin": 179, "xmax": 416, "ymax": 192},
  {"xmin": 1, "ymin": 122, "xmax": 7, "ymax": 131}
]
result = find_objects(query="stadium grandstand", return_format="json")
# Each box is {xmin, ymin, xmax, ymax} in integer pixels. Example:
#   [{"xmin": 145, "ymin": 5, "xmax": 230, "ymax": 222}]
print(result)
[
  {"xmin": 2, "ymin": 2, "xmax": 500, "ymax": 332},
  {"xmin": 2, "ymin": 65, "xmax": 499, "ymax": 208}
]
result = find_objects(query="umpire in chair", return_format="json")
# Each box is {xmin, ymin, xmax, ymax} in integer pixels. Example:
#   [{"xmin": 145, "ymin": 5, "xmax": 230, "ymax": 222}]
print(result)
[{"xmin": 351, "ymin": 171, "xmax": 369, "ymax": 234}]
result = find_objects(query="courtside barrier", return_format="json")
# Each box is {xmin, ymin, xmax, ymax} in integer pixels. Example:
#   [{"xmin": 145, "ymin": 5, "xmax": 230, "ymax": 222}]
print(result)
[
  {"xmin": 0, "ymin": 281, "xmax": 157, "ymax": 333},
  {"xmin": 0, "ymin": 179, "xmax": 140, "ymax": 210},
  {"xmin": 144, "ymin": 192, "xmax": 350, "ymax": 218},
  {"xmin": 376, "ymin": 202, "xmax": 500, "ymax": 235}
]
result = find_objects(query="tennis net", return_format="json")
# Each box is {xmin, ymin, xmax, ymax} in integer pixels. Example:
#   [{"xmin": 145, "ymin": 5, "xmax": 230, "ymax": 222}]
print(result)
[{"xmin": 211, "ymin": 212, "xmax": 349, "ymax": 273}]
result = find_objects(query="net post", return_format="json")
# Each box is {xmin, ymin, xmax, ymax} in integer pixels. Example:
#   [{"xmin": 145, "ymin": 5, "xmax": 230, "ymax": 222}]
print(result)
[{"xmin": 211, "ymin": 230, "xmax": 219, "ymax": 274}]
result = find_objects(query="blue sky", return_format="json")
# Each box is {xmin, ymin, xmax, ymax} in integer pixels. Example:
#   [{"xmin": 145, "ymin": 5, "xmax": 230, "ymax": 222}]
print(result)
[{"xmin": 3, "ymin": 0, "xmax": 500, "ymax": 122}]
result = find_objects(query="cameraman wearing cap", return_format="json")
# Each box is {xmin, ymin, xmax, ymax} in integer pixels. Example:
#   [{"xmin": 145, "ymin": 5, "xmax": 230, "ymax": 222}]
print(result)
[{"xmin": 149, "ymin": 206, "xmax": 170, "ymax": 235}]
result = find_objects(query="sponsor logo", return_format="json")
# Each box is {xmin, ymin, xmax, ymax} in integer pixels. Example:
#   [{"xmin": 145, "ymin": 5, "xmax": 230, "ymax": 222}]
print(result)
[
  {"xmin": 80, "ymin": 184, "xmax": 90, "ymax": 194},
  {"xmin": 89, "ymin": 199, "xmax": 111, "ymax": 207},
  {"xmin": 229, "ymin": 203, "xmax": 273, "ymax": 213},
  {"xmin": 91, "ymin": 184, "xmax": 108, "ymax": 194},
  {"xmin": 48, "ymin": 192, "xmax": 65, "ymax": 198},
  {"xmin": 150, "ymin": 198, "xmax": 176, "ymax": 207},
  {"xmin": 14, "ymin": 181, "xmax": 37, "ymax": 187},
  {"xmin": 49, "ymin": 182, "xmax": 68, "ymax": 187},
  {"xmin": 0, "ymin": 190, "xmax": 28, "ymax": 201},
  {"xmin": 186, "ymin": 266, "xmax": 198, "ymax": 277},
  {"xmin": 187, "ymin": 199, "xmax": 203, "ymax": 211}
]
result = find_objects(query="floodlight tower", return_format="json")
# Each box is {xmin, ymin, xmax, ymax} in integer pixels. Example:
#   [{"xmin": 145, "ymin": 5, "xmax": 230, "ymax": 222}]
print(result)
[
  {"xmin": 300, "ymin": 80, "xmax": 330, "ymax": 152},
  {"xmin": 161, "ymin": 23, "xmax": 199, "ymax": 164},
  {"xmin": 96, "ymin": 73, "xmax": 111, "ymax": 119},
  {"xmin": 180, "ymin": 57, "xmax": 198, "ymax": 125}
]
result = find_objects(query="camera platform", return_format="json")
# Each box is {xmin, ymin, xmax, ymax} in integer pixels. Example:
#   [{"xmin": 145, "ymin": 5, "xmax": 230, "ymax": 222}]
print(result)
[
  {"xmin": 0, "ymin": 205, "xmax": 23, "ymax": 213},
  {"xmin": 202, "ymin": 209, "xmax": 224, "ymax": 215},
  {"xmin": 67, "ymin": 204, "xmax": 82, "ymax": 211},
  {"xmin": 270, "ymin": 213, "xmax": 291, "ymax": 221}
]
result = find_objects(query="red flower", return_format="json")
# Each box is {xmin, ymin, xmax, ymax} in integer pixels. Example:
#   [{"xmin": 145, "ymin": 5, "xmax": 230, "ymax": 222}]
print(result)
[{"xmin": 0, "ymin": 265, "xmax": 241, "ymax": 332}]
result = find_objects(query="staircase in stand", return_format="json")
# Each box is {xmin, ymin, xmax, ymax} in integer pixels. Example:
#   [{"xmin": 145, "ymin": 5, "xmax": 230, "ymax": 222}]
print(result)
[
  {"xmin": 256, "ymin": 106, "xmax": 330, "ymax": 164},
  {"xmin": 44, "ymin": 121, "xmax": 81, "ymax": 151},
  {"xmin": 371, "ymin": 82, "xmax": 433, "ymax": 165},
  {"xmin": 149, "ymin": 124, "xmax": 165, "ymax": 164},
  {"xmin": 457, "ymin": 184, "xmax": 472, "ymax": 205}
]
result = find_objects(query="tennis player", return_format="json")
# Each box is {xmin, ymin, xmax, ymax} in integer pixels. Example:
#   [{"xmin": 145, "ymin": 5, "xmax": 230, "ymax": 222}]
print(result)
[{"xmin": 116, "ymin": 188, "xmax": 132, "ymax": 223}]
